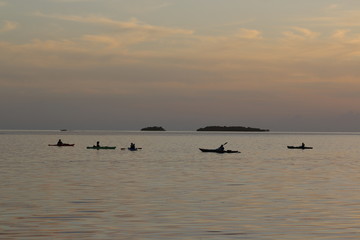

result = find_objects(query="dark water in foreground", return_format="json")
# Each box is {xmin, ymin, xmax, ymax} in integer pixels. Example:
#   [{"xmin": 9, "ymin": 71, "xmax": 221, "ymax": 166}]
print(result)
[{"xmin": 1, "ymin": 130, "xmax": 360, "ymax": 239}]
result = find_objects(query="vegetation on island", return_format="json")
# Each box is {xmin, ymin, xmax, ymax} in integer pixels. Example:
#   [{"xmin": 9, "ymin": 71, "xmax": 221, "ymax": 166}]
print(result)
[
  {"xmin": 141, "ymin": 126, "xmax": 166, "ymax": 131},
  {"xmin": 196, "ymin": 126, "xmax": 269, "ymax": 132}
]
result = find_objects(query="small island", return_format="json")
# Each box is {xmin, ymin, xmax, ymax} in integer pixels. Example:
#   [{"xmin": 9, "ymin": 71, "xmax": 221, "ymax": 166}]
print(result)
[
  {"xmin": 197, "ymin": 126, "xmax": 269, "ymax": 132},
  {"xmin": 141, "ymin": 126, "xmax": 166, "ymax": 131}
]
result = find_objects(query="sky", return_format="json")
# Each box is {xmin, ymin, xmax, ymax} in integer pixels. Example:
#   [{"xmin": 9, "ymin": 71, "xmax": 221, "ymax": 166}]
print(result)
[{"xmin": 1, "ymin": 0, "xmax": 360, "ymax": 131}]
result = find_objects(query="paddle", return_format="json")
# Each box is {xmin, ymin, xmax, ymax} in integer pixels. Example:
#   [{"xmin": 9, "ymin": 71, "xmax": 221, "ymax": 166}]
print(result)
[{"xmin": 218, "ymin": 142, "xmax": 227, "ymax": 148}]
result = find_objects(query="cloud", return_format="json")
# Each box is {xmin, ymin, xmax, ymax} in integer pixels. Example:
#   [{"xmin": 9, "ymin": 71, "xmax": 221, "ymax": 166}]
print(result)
[
  {"xmin": 35, "ymin": 13, "xmax": 194, "ymax": 36},
  {"xmin": 331, "ymin": 29, "xmax": 360, "ymax": 46},
  {"xmin": 31, "ymin": 13, "xmax": 195, "ymax": 53},
  {"xmin": 332, "ymin": 29, "xmax": 350, "ymax": 40},
  {"xmin": 148, "ymin": 2, "xmax": 173, "ymax": 11},
  {"xmin": 303, "ymin": 9, "xmax": 360, "ymax": 27},
  {"xmin": 0, "ymin": 17, "xmax": 357, "ymax": 75},
  {"xmin": 282, "ymin": 27, "xmax": 319, "ymax": 40},
  {"xmin": 326, "ymin": 4, "xmax": 340, "ymax": 10},
  {"xmin": 0, "ymin": 13, "xmax": 358, "ymax": 80},
  {"xmin": 121, "ymin": 2, "xmax": 174, "ymax": 15},
  {"xmin": 0, "ymin": 21, "xmax": 18, "ymax": 33},
  {"xmin": 236, "ymin": 28, "xmax": 262, "ymax": 39},
  {"xmin": 82, "ymin": 35, "xmax": 124, "ymax": 48}
]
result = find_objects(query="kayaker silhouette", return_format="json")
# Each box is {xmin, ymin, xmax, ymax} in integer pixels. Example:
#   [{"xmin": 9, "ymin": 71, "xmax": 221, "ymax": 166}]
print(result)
[
  {"xmin": 301, "ymin": 142, "xmax": 305, "ymax": 148},
  {"xmin": 130, "ymin": 143, "xmax": 136, "ymax": 149},
  {"xmin": 217, "ymin": 142, "xmax": 227, "ymax": 151},
  {"xmin": 57, "ymin": 139, "xmax": 63, "ymax": 146},
  {"xmin": 96, "ymin": 141, "xmax": 100, "ymax": 147}
]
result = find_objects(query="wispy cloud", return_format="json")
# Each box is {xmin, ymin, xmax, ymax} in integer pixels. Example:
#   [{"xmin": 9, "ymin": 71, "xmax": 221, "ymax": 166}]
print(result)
[
  {"xmin": 282, "ymin": 27, "xmax": 319, "ymax": 40},
  {"xmin": 331, "ymin": 29, "xmax": 360, "ymax": 44},
  {"xmin": 236, "ymin": 28, "xmax": 262, "ymax": 40},
  {"xmin": 0, "ymin": 21, "xmax": 18, "ymax": 33},
  {"xmin": 125, "ymin": 2, "xmax": 173, "ymax": 14},
  {"xmin": 35, "ymin": 13, "xmax": 194, "ymax": 35},
  {"xmin": 326, "ymin": 4, "xmax": 340, "ymax": 10},
  {"xmin": 148, "ymin": 2, "xmax": 173, "ymax": 11},
  {"xmin": 2, "ymin": 12, "xmax": 359, "ymax": 76},
  {"xmin": 332, "ymin": 29, "xmax": 350, "ymax": 40},
  {"xmin": 303, "ymin": 9, "xmax": 360, "ymax": 27},
  {"xmin": 31, "ymin": 13, "xmax": 195, "ymax": 51}
]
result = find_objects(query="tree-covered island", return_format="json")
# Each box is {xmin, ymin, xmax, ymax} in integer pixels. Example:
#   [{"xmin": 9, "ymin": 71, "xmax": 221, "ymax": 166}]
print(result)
[
  {"xmin": 197, "ymin": 126, "xmax": 269, "ymax": 132},
  {"xmin": 141, "ymin": 126, "xmax": 166, "ymax": 131}
]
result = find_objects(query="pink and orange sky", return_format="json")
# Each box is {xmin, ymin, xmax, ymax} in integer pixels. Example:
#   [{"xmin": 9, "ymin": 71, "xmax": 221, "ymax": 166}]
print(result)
[{"xmin": 1, "ymin": 0, "xmax": 360, "ymax": 131}]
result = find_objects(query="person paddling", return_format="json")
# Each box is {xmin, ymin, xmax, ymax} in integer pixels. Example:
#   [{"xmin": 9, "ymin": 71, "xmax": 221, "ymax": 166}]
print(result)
[
  {"xmin": 130, "ymin": 142, "xmax": 136, "ymax": 150},
  {"xmin": 57, "ymin": 139, "xmax": 63, "ymax": 146},
  {"xmin": 217, "ymin": 142, "xmax": 227, "ymax": 151}
]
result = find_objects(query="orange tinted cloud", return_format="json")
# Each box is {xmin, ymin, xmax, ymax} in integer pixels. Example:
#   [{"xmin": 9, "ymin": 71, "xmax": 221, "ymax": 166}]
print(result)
[{"xmin": 0, "ymin": 21, "xmax": 17, "ymax": 32}]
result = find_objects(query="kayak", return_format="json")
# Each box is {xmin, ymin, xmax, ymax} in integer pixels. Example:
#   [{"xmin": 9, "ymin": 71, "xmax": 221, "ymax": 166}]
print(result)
[
  {"xmin": 199, "ymin": 148, "xmax": 240, "ymax": 153},
  {"xmin": 86, "ymin": 146, "xmax": 116, "ymax": 150},
  {"xmin": 287, "ymin": 146, "xmax": 313, "ymax": 149},
  {"xmin": 48, "ymin": 144, "xmax": 75, "ymax": 147}
]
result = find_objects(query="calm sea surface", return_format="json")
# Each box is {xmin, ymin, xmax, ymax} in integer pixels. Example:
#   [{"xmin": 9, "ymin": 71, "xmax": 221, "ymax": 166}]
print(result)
[{"xmin": 1, "ymin": 130, "xmax": 360, "ymax": 239}]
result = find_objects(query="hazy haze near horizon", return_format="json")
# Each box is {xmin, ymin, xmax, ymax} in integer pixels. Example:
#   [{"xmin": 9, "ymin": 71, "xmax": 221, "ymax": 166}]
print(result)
[{"xmin": 1, "ymin": 0, "xmax": 360, "ymax": 131}]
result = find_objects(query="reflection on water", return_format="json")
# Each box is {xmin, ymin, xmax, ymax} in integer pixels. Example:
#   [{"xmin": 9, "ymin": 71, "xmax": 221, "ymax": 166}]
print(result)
[{"xmin": 1, "ymin": 131, "xmax": 360, "ymax": 239}]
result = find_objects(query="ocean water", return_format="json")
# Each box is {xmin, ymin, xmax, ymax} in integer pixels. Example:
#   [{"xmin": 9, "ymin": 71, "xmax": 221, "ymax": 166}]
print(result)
[{"xmin": 1, "ymin": 130, "xmax": 360, "ymax": 239}]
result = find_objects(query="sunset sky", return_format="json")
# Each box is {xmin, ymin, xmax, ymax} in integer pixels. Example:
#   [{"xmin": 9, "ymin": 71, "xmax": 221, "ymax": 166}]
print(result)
[{"xmin": 1, "ymin": 0, "xmax": 360, "ymax": 131}]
